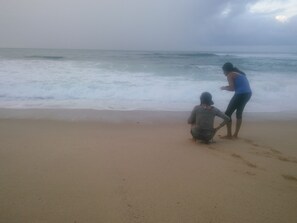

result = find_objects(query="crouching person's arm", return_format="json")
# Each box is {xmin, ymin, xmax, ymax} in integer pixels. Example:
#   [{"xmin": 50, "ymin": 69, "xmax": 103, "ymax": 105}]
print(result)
[{"xmin": 214, "ymin": 109, "xmax": 230, "ymax": 132}]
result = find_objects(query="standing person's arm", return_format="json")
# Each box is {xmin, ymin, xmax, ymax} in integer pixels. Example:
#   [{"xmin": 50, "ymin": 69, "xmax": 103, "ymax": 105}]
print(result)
[
  {"xmin": 214, "ymin": 109, "xmax": 230, "ymax": 132},
  {"xmin": 221, "ymin": 73, "xmax": 235, "ymax": 91}
]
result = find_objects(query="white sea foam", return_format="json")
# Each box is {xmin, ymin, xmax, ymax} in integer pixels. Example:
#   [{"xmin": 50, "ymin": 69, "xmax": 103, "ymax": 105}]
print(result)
[{"xmin": 0, "ymin": 49, "xmax": 296, "ymax": 112}]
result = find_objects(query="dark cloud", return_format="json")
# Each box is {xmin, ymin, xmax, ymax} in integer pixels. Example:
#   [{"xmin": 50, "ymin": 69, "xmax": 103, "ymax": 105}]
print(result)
[{"xmin": 0, "ymin": 0, "xmax": 296, "ymax": 50}]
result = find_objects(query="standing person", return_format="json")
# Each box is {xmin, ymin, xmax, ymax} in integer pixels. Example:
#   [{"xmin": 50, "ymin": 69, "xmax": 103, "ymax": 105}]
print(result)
[
  {"xmin": 188, "ymin": 92, "xmax": 230, "ymax": 143},
  {"xmin": 220, "ymin": 62, "xmax": 252, "ymax": 138}
]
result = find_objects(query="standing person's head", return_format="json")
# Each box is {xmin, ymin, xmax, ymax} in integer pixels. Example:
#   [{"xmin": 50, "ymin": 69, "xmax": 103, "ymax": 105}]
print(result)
[
  {"xmin": 222, "ymin": 62, "xmax": 246, "ymax": 76},
  {"xmin": 200, "ymin": 92, "xmax": 214, "ymax": 106}
]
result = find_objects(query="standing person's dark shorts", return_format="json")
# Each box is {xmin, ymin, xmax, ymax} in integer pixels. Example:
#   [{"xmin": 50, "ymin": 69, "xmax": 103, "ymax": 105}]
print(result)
[{"xmin": 225, "ymin": 93, "xmax": 252, "ymax": 120}]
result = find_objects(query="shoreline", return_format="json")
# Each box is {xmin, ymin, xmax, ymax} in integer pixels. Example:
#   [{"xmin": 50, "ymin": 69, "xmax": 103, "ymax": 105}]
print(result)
[
  {"xmin": 1, "ymin": 107, "xmax": 297, "ymax": 122},
  {"xmin": 0, "ymin": 108, "xmax": 188, "ymax": 124}
]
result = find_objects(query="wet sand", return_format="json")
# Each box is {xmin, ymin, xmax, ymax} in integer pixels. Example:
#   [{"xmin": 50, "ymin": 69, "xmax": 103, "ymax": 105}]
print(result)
[{"xmin": 0, "ymin": 109, "xmax": 297, "ymax": 223}]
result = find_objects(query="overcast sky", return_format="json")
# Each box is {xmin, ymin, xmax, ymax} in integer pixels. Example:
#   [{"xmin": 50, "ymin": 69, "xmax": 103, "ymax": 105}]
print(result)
[{"xmin": 0, "ymin": 0, "xmax": 296, "ymax": 50}]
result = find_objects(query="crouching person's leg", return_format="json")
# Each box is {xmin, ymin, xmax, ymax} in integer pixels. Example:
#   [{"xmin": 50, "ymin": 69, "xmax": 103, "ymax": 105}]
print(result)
[
  {"xmin": 190, "ymin": 128, "xmax": 198, "ymax": 141},
  {"xmin": 191, "ymin": 128, "xmax": 215, "ymax": 144}
]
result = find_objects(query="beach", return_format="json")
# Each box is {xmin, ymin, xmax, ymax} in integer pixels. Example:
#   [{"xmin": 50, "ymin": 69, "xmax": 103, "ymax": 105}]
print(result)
[{"xmin": 1, "ymin": 109, "xmax": 297, "ymax": 223}]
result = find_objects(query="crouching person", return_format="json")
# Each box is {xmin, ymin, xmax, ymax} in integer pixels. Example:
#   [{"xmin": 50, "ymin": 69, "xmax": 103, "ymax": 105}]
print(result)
[{"xmin": 188, "ymin": 92, "xmax": 230, "ymax": 143}]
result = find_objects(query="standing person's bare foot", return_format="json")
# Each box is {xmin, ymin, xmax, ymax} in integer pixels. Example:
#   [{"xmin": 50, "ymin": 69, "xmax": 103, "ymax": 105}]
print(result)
[
  {"xmin": 233, "ymin": 134, "xmax": 238, "ymax": 139},
  {"xmin": 219, "ymin": 135, "xmax": 233, "ymax": 139}
]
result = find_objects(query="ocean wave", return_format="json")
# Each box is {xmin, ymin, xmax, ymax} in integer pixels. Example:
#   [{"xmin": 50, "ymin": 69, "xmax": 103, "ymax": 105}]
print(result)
[
  {"xmin": 0, "ymin": 48, "xmax": 296, "ymax": 112},
  {"xmin": 138, "ymin": 52, "xmax": 218, "ymax": 59},
  {"xmin": 0, "ymin": 95, "xmax": 56, "ymax": 100},
  {"xmin": 26, "ymin": 55, "xmax": 65, "ymax": 60},
  {"xmin": 174, "ymin": 52, "xmax": 218, "ymax": 57}
]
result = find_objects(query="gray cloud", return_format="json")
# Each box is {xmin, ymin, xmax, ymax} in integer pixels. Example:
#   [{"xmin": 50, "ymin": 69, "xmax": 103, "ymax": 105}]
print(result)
[{"xmin": 0, "ymin": 0, "xmax": 296, "ymax": 50}]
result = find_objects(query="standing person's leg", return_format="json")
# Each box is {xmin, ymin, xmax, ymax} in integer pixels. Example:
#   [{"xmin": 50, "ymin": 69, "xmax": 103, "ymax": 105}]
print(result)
[
  {"xmin": 234, "ymin": 119, "xmax": 242, "ymax": 138},
  {"xmin": 234, "ymin": 93, "xmax": 252, "ymax": 138},
  {"xmin": 224, "ymin": 95, "xmax": 238, "ymax": 138}
]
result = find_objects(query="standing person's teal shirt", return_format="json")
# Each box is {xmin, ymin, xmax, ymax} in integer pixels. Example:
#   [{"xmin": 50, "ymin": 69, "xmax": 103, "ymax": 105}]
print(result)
[{"xmin": 234, "ymin": 74, "xmax": 252, "ymax": 94}]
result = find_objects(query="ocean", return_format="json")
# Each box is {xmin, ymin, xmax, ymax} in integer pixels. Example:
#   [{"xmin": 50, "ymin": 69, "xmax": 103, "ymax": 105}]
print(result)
[{"xmin": 0, "ymin": 48, "xmax": 296, "ymax": 112}]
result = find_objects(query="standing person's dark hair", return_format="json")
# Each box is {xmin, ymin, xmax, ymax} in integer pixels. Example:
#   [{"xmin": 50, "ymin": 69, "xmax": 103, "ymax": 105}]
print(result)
[
  {"xmin": 220, "ymin": 62, "xmax": 252, "ymax": 138},
  {"xmin": 222, "ymin": 62, "xmax": 246, "ymax": 76}
]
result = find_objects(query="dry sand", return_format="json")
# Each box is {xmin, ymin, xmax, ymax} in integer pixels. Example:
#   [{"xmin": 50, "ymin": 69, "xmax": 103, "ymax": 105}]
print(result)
[{"xmin": 0, "ymin": 109, "xmax": 297, "ymax": 223}]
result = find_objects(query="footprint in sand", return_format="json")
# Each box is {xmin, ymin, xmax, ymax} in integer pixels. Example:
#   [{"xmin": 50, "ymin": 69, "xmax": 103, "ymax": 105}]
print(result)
[
  {"xmin": 243, "ymin": 139, "xmax": 260, "ymax": 147},
  {"xmin": 282, "ymin": 174, "xmax": 297, "ymax": 182},
  {"xmin": 270, "ymin": 148, "xmax": 282, "ymax": 154},
  {"xmin": 251, "ymin": 150, "xmax": 271, "ymax": 156},
  {"xmin": 250, "ymin": 151, "xmax": 297, "ymax": 164},
  {"xmin": 278, "ymin": 156, "xmax": 297, "ymax": 164},
  {"xmin": 207, "ymin": 145, "xmax": 216, "ymax": 150},
  {"xmin": 231, "ymin": 153, "xmax": 257, "ymax": 168},
  {"xmin": 243, "ymin": 138, "xmax": 274, "ymax": 150},
  {"xmin": 118, "ymin": 179, "xmax": 145, "ymax": 223},
  {"xmin": 243, "ymin": 139, "xmax": 297, "ymax": 164},
  {"xmin": 245, "ymin": 171, "xmax": 256, "ymax": 176}
]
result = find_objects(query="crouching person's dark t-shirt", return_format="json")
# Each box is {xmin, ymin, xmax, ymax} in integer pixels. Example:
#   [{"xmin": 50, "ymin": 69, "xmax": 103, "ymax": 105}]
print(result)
[{"xmin": 188, "ymin": 105, "xmax": 230, "ymax": 141}]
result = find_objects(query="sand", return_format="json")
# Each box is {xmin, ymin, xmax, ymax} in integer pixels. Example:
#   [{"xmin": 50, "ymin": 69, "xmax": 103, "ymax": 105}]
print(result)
[{"xmin": 0, "ymin": 109, "xmax": 297, "ymax": 223}]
